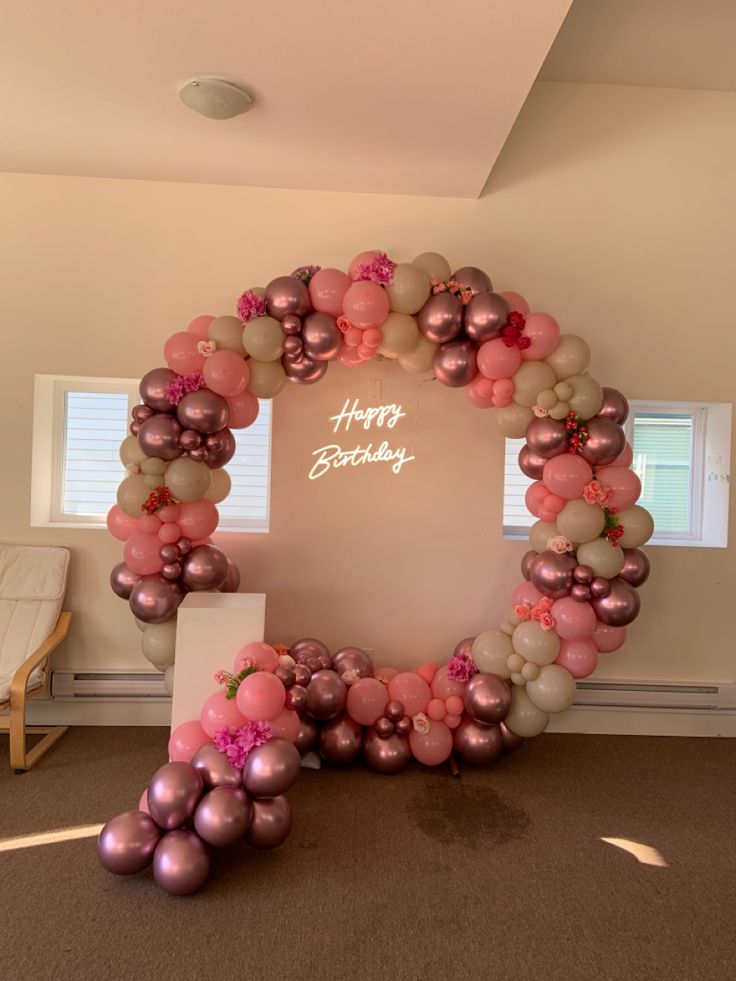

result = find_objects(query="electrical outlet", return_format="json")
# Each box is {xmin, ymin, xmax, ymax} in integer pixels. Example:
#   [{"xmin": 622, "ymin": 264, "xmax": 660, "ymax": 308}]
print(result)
[{"xmin": 369, "ymin": 378, "xmax": 382, "ymax": 400}]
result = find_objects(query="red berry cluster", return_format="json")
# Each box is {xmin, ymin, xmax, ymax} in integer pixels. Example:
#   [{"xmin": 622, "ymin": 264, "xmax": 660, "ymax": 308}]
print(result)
[
  {"xmin": 141, "ymin": 485, "xmax": 177, "ymax": 514},
  {"xmin": 565, "ymin": 411, "xmax": 589, "ymax": 454},
  {"xmin": 602, "ymin": 507, "xmax": 625, "ymax": 547},
  {"xmin": 502, "ymin": 311, "xmax": 531, "ymax": 349}
]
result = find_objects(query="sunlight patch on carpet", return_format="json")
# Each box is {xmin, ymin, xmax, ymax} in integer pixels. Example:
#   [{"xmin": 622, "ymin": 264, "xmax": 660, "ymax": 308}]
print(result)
[
  {"xmin": 0, "ymin": 824, "xmax": 103, "ymax": 853},
  {"xmin": 600, "ymin": 837, "xmax": 668, "ymax": 867}
]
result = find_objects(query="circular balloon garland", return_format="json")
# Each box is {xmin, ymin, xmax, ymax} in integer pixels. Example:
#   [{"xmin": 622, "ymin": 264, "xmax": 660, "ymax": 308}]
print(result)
[{"xmin": 100, "ymin": 250, "xmax": 653, "ymax": 894}]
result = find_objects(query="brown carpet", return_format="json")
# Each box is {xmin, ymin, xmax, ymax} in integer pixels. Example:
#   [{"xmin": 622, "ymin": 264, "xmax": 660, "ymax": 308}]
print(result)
[{"xmin": 0, "ymin": 728, "xmax": 734, "ymax": 981}]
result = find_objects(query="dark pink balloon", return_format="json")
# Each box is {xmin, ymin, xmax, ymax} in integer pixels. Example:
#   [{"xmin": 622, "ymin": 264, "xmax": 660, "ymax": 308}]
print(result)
[
  {"xmin": 205, "ymin": 428, "xmax": 236, "ymax": 468},
  {"xmin": 571, "ymin": 583, "xmax": 592, "ymax": 603},
  {"xmin": 129, "ymin": 576, "xmax": 185, "ymax": 624},
  {"xmin": 304, "ymin": 670, "xmax": 347, "ymax": 721},
  {"xmin": 332, "ymin": 647, "xmax": 374, "ymax": 679},
  {"xmin": 521, "ymin": 549, "xmax": 537, "ymax": 581},
  {"xmin": 363, "ymin": 728, "xmax": 412, "ymax": 774},
  {"xmin": 499, "ymin": 722, "xmax": 524, "ymax": 753},
  {"xmin": 290, "ymin": 638, "xmax": 330, "ymax": 660},
  {"xmin": 526, "ymin": 417, "xmax": 569, "ymax": 459},
  {"xmin": 219, "ymin": 560, "xmax": 241, "ymax": 593},
  {"xmin": 417, "ymin": 292, "xmax": 463, "ymax": 344},
  {"xmin": 265, "ymin": 275, "xmax": 312, "ymax": 319},
  {"xmin": 281, "ymin": 314, "xmax": 302, "ymax": 335},
  {"xmin": 137, "ymin": 413, "xmax": 183, "ymax": 461},
  {"xmin": 152, "ymin": 830, "xmax": 210, "ymax": 895},
  {"xmin": 463, "ymin": 673, "xmax": 511, "ymax": 725},
  {"xmin": 385, "ymin": 699, "xmax": 404, "ymax": 722},
  {"xmin": 464, "ymin": 292, "xmax": 509, "ymax": 343},
  {"xmin": 147, "ymin": 762, "xmax": 204, "ymax": 831},
  {"xmin": 451, "ymin": 266, "xmax": 492, "ymax": 295},
  {"xmin": 161, "ymin": 561, "xmax": 182, "ymax": 580},
  {"xmin": 433, "ymin": 338, "xmax": 478, "ymax": 388},
  {"xmin": 573, "ymin": 564, "xmax": 594, "ymax": 585},
  {"xmin": 176, "ymin": 390, "xmax": 229, "ymax": 434},
  {"xmin": 591, "ymin": 577, "xmax": 641, "ymax": 626},
  {"xmin": 618, "ymin": 548, "xmax": 651, "ymax": 587},
  {"xmin": 110, "ymin": 562, "xmax": 141, "ymax": 600},
  {"xmin": 590, "ymin": 577, "xmax": 611, "ymax": 599},
  {"xmin": 179, "ymin": 428, "xmax": 202, "ymax": 451},
  {"xmin": 181, "ymin": 544, "xmax": 229, "ymax": 591},
  {"xmin": 580, "ymin": 418, "xmax": 626, "ymax": 467},
  {"xmin": 242, "ymin": 738, "xmax": 301, "ymax": 798},
  {"xmin": 319, "ymin": 714, "xmax": 363, "ymax": 765},
  {"xmin": 139, "ymin": 367, "xmax": 178, "ymax": 413},
  {"xmin": 97, "ymin": 810, "xmax": 161, "ymax": 875},
  {"xmin": 283, "ymin": 354, "xmax": 328, "ymax": 384},
  {"xmin": 453, "ymin": 637, "xmax": 475, "ymax": 658},
  {"xmin": 294, "ymin": 712, "xmax": 319, "ymax": 754},
  {"xmin": 193, "ymin": 786, "xmax": 252, "ymax": 848},
  {"xmin": 246, "ymin": 795, "xmax": 293, "ymax": 849},
  {"xmin": 132, "ymin": 403, "xmax": 154, "ymax": 424},
  {"xmin": 191, "ymin": 742, "xmax": 242, "ymax": 788},
  {"xmin": 453, "ymin": 716, "xmax": 503, "ymax": 766},
  {"xmin": 598, "ymin": 387, "xmax": 629, "ymax": 425},
  {"xmin": 286, "ymin": 685, "xmax": 308, "ymax": 712},
  {"xmin": 518, "ymin": 443, "xmax": 547, "ymax": 479},
  {"xmin": 301, "ymin": 312, "xmax": 342, "ymax": 361},
  {"xmin": 530, "ymin": 550, "xmax": 576, "ymax": 599},
  {"xmin": 375, "ymin": 716, "xmax": 394, "ymax": 738}
]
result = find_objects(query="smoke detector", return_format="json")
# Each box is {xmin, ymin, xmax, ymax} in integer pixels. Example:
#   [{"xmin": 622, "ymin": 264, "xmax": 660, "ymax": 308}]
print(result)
[{"xmin": 178, "ymin": 77, "xmax": 253, "ymax": 120}]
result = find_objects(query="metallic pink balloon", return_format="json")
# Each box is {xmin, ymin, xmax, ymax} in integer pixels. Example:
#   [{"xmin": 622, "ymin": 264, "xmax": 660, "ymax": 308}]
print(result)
[
  {"xmin": 294, "ymin": 712, "xmax": 319, "ymax": 754},
  {"xmin": 193, "ymin": 787, "xmax": 253, "ymax": 848},
  {"xmin": 499, "ymin": 722, "xmax": 524, "ymax": 753},
  {"xmin": 306, "ymin": 657, "xmax": 322, "ymax": 673},
  {"xmin": 304, "ymin": 670, "xmax": 347, "ymax": 721},
  {"xmin": 246, "ymin": 795, "xmax": 293, "ymax": 849},
  {"xmin": 137, "ymin": 413, "xmax": 183, "ymax": 461},
  {"xmin": 147, "ymin": 762, "xmax": 204, "ymax": 831},
  {"xmin": 242, "ymin": 738, "xmax": 301, "ymax": 798},
  {"xmin": 159, "ymin": 543, "xmax": 180, "ymax": 563},
  {"xmin": 281, "ymin": 314, "xmax": 302, "ymax": 335},
  {"xmin": 363, "ymin": 728, "xmax": 411, "ymax": 774},
  {"xmin": 283, "ymin": 335, "xmax": 303, "ymax": 357},
  {"xmin": 181, "ymin": 544, "xmax": 229, "ymax": 591},
  {"xmin": 292, "ymin": 665, "xmax": 312, "ymax": 688},
  {"xmin": 453, "ymin": 637, "xmax": 475, "ymax": 658},
  {"xmin": 318, "ymin": 653, "xmax": 332, "ymax": 669},
  {"xmin": 598, "ymin": 387, "xmax": 629, "ymax": 425},
  {"xmin": 179, "ymin": 428, "xmax": 202, "ymax": 451},
  {"xmin": 573, "ymin": 564, "xmax": 594, "ymax": 585},
  {"xmin": 286, "ymin": 685, "xmax": 308, "ymax": 712},
  {"xmin": 451, "ymin": 266, "xmax": 492, "ymax": 296},
  {"xmin": 290, "ymin": 638, "xmax": 330, "ymax": 660},
  {"xmin": 463, "ymin": 673, "xmax": 512, "ymax": 725},
  {"xmin": 302, "ymin": 312, "xmax": 342, "ymax": 361},
  {"xmin": 139, "ymin": 367, "xmax": 178, "ymax": 413},
  {"xmin": 395, "ymin": 715, "xmax": 411, "ymax": 736},
  {"xmin": 152, "ymin": 830, "xmax": 210, "ymax": 895},
  {"xmin": 177, "ymin": 537, "xmax": 192, "ymax": 556},
  {"xmin": 453, "ymin": 717, "xmax": 503, "ymax": 766},
  {"xmin": 580, "ymin": 418, "xmax": 626, "ymax": 467},
  {"xmin": 219, "ymin": 560, "xmax": 241, "ymax": 593},
  {"xmin": 433, "ymin": 338, "xmax": 478, "ymax": 388},
  {"xmin": 129, "ymin": 420, "xmax": 141, "ymax": 436},
  {"xmin": 417, "ymin": 292, "xmax": 463, "ymax": 344},
  {"xmin": 530, "ymin": 550, "xmax": 576, "ymax": 599},
  {"xmin": 283, "ymin": 353, "xmax": 328, "ymax": 385},
  {"xmin": 332, "ymin": 647, "xmax": 374, "ymax": 679},
  {"xmin": 204, "ymin": 428, "xmax": 236, "ymax": 468},
  {"xmin": 110, "ymin": 562, "xmax": 141, "ymax": 600},
  {"xmin": 374, "ymin": 716, "xmax": 394, "ymax": 738},
  {"xmin": 161, "ymin": 561, "xmax": 182, "ymax": 581},
  {"xmin": 319, "ymin": 713, "xmax": 363, "ymax": 764},
  {"xmin": 385, "ymin": 699, "xmax": 404, "ymax": 722},
  {"xmin": 526, "ymin": 417, "xmax": 568, "ymax": 459},
  {"xmin": 618, "ymin": 548, "xmax": 650, "ymax": 588},
  {"xmin": 518, "ymin": 444, "xmax": 547, "ymax": 479},
  {"xmin": 464, "ymin": 292, "xmax": 509, "ymax": 343},
  {"xmin": 521, "ymin": 550, "xmax": 537, "ymax": 581},
  {"xmin": 590, "ymin": 577, "xmax": 611, "ymax": 599},
  {"xmin": 274, "ymin": 665, "xmax": 296, "ymax": 688},
  {"xmin": 265, "ymin": 275, "xmax": 312, "ymax": 319},
  {"xmin": 129, "ymin": 576, "xmax": 184, "ymax": 624},
  {"xmin": 191, "ymin": 742, "xmax": 242, "ymax": 788},
  {"xmin": 132, "ymin": 403, "xmax": 154, "ymax": 424},
  {"xmin": 189, "ymin": 445, "xmax": 207, "ymax": 462},
  {"xmin": 571, "ymin": 583, "xmax": 592, "ymax": 603},
  {"xmin": 591, "ymin": 577, "xmax": 641, "ymax": 626},
  {"xmin": 97, "ymin": 810, "xmax": 161, "ymax": 875},
  {"xmin": 176, "ymin": 390, "xmax": 229, "ymax": 434}
]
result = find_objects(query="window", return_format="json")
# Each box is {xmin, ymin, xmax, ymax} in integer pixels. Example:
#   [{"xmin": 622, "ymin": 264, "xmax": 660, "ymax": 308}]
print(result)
[
  {"xmin": 503, "ymin": 400, "xmax": 731, "ymax": 548},
  {"xmin": 31, "ymin": 375, "xmax": 272, "ymax": 532}
]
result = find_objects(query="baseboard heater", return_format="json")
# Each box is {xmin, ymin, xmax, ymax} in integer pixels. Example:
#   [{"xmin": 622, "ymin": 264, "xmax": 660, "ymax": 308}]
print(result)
[
  {"xmin": 51, "ymin": 670, "xmax": 169, "ymax": 701},
  {"xmin": 573, "ymin": 680, "xmax": 736, "ymax": 712}
]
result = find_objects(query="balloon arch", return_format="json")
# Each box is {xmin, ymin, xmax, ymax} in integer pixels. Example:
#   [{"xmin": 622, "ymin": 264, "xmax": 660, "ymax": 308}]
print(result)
[{"xmin": 99, "ymin": 250, "xmax": 653, "ymax": 895}]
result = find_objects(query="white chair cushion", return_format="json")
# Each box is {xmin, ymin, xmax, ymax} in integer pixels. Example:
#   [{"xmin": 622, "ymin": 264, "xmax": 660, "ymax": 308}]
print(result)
[{"xmin": 0, "ymin": 545, "xmax": 70, "ymax": 698}]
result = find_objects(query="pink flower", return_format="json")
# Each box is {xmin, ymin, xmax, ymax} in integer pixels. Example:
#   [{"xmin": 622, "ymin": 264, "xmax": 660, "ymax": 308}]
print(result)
[
  {"xmin": 537, "ymin": 612, "xmax": 556, "ymax": 631},
  {"xmin": 342, "ymin": 670, "xmax": 360, "ymax": 686},
  {"xmin": 533, "ymin": 405, "xmax": 550, "ymax": 418},
  {"xmin": 164, "ymin": 370, "xmax": 206, "ymax": 406},
  {"xmin": 412, "ymin": 713, "xmax": 430, "ymax": 735},
  {"xmin": 291, "ymin": 265, "xmax": 321, "ymax": 285},
  {"xmin": 213, "ymin": 670, "xmax": 230, "ymax": 685},
  {"xmin": 352, "ymin": 252, "xmax": 396, "ymax": 286},
  {"xmin": 236, "ymin": 289, "xmax": 267, "ymax": 323},
  {"xmin": 514, "ymin": 603, "xmax": 532, "ymax": 620},
  {"xmin": 547, "ymin": 535, "xmax": 574, "ymax": 555},
  {"xmin": 447, "ymin": 652, "xmax": 478, "ymax": 683},
  {"xmin": 197, "ymin": 340, "xmax": 216, "ymax": 357},
  {"xmin": 213, "ymin": 721, "xmax": 271, "ymax": 769},
  {"xmin": 583, "ymin": 480, "xmax": 614, "ymax": 507}
]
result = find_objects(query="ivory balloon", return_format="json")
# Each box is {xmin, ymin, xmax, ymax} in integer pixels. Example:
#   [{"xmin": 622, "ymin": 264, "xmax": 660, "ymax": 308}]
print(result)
[
  {"xmin": 471, "ymin": 630, "xmax": 513, "ymax": 679},
  {"xmin": 164, "ymin": 456, "xmax": 212, "ymax": 502},
  {"xmin": 566, "ymin": 374, "xmax": 604, "ymax": 420},
  {"xmin": 386, "ymin": 263, "xmax": 431, "ymax": 314},
  {"xmin": 379, "ymin": 312, "xmax": 421, "ymax": 357},
  {"xmin": 141, "ymin": 619, "xmax": 177, "ymax": 670},
  {"xmin": 525, "ymin": 664, "xmax": 576, "ymax": 713},
  {"xmin": 117, "ymin": 474, "xmax": 150, "ymax": 518},
  {"xmin": 576, "ymin": 537, "xmax": 626, "ymax": 579},
  {"xmin": 494, "ymin": 404, "xmax": 534, "ymax": 438},
  {"xmin": 208, "ymin": 315, "xmax": 247, "ymax": 356},
  {"xmin": 119, "ymin": 435, "xmax": 146, "ymax": 467},
  {"xmin": 412, "ymin": 251, "xmax": 451, "ymax": 281},
  {"xmin": 511, "ymin": 361, "xmax": 557, "ymax": 407},
  {"xmin": 504, "ymin": 686, "xmax": 550, "ymax": 738},
  {"xmin": 247, "ymin": 359, "xmax": 287, "ymax": 398},
  {"xmin": 206, "ymin": 468, "xmax": 231, "ymax": 504},
  {"xmin": 529, "ymin": 520, "xmax": 560, "ymax": 554},
  {"xmin": 557, "ymin": 500, "xmax": 606, "ymax": 543},
  {"xmin": 398, "ymin": 335, "xmax": 437, "ymax": 374},
  {"xmin": 511, "ymin": 620, "xmax": 560, "ymax": 665},
  {"xmin": 544, "ymin": 335, "xmax": 591, "ymax": 380},
  {"xmin": 616, "ymin": 506, "xmax": 655, "ymax": 548},
  {"xmin": 242, "ymin": 316, "xmax": 284, "ymax": 362}
]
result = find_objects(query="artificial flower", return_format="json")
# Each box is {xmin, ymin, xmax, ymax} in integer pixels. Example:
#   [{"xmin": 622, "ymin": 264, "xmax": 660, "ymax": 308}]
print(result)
[
  {"xmin": 213, "ymin": 721, "xmax": 271, "ymax": 769},
  {"xmin": 291, "ymin": 265, "xmax": 321, "ymax": 285},
  {"xmin": 547, "ymin": 534, "xmax": 574, "ymax": 554},
  {"xmin": 196, "ymin": 340, "xmax": 216, "ymax": 357},
  {"xmin": 447, "ymin": 652, "xmax": 478, "ymax": 683},
  {"xmin": 412, "ymin": 713, "xmax": 431, "ymax": 735},
  {"xmin": 164, "ymin": 370, "xmax": 205, "ymax": 406},
  {"xmin": 236, "ymin": 289, "xmax": 267, "ymax": 323},
  {"xmin": 583, "ymin": 480, "xmax": 614, "ymax": 507},
  {"xmin": 352, "ymin": 252, "xmax": 396, "ymax": 286}
]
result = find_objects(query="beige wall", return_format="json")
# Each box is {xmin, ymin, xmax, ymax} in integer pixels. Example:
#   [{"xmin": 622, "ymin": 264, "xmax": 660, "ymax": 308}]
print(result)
[{"xmin": 1, "ymin": 81, "xmax": 734, "ymax": 684}]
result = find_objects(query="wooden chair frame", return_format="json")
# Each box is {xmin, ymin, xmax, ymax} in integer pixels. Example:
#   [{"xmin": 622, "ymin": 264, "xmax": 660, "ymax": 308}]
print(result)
[{"xmin": 0, "ymin": 611, "xmax": 71, "ymax": 772}]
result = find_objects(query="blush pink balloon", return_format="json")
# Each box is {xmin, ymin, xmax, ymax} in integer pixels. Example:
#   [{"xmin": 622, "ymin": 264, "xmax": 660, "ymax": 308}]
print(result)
[
  {"xmin": 138, "ymin": 513, "xmax": 161, "ymax": 535},
  {"xmin": 477, "ymin": 337, "xmax": 521, "ymax": 380},
  {"xmin": 158, "ymin": 504, "xmax": 180, "ymax": 523},
  {"xmin": 551, "ymin": 597, "xmax": 597, "ymax": 640},
  {"xmin": 388, "ymin": 673, "xmax": 432, "ymax": 717},
  {"xmin": 124, "ymin": 532, "xmax": 165, "ymax": 576},
  {"xmin": 348, "ymin": 250, "xmax": 382, "ymax": 279},
  {"xmin": 499, "ymin": 290, "xmax": 530, "ymax": 316},
  {"xmin": 525, "ymin": 481, "xmax": 549, "ymax": 518},
  {"xmin": 187, "ymin": 315, "xmax": 215, "ymax": 339},
  {"xmin": 430, "ymin": 666, "xmax": 465, "ymax": 701},
  {"xmin": 226, "ymin": 389, "xmax": 259, "ymax": 429},
  {"xmin": 596, "ymin": 465, "xmax": 642, "ymax": 510},
  {"xmin": 445, "ymin": 695, "xmax": 464, "ymax": 716},
  {"xmin": 236, "ymin": 672, "xmax": 286, "ymax": 722},
  {"xmin": 613, "ymin": 441, "xmax": 634, "ymax": 468},
  {"xmin": 200, "ymin": 690, "xmax": 247, "ymax": 738},
  {"xmin": 556, "ymin": 638, "xmax": 599, "ymax": 679},
  {"xmin": 427, "ymin": 698, "xmax": 446, "ymax": 721},
  {"xmin": 158, "ymin": 523, "xmax": 181, "ymax": 544},
  {"xmin": 444, "ymin": 713, "xmax": 462, "ymax": 729},
  {"xmin": 520, "ymin": 313, "xmax": 560, "ymax": 360},
  {"xmin": 203, "ymin": 350, "xmax": 249, "ymax": 397},
  {"xmin": 409, "ymin": 720, "xmax": 453, "ymax": 766},
  {"xmin": 309, "ymin": 267, "xmax": 351, "ymax": 317},
  {"xmin": 107, "ymin": 505, "xmax": 139, "ymax": 542},
  {"xmin": 233, "ymin": 642, "xmax": 279, "ymax": 674},
  {"xmin": 467, "ymin": 375, "xmax": 495, "ymax": 409},
  {"xmin": 512, "ymin": 581, "xmax": 543, "ymax": 609},
  {"xmin": 342, "ymin": 281, "xmax": 390, "ymax": 329},
  {"xmin": 177, "ymin": 499, "xmax": 219, "ymax": 540},
  {"xmin": 168, "ymin": 720, "xmax": 210, "ymax": 762},
  {"xmin": 592, "ymin": 621, "xmax": 628, "ymax": 653},
  {"xmin": 543, "ymin": 454, "xmax": 594, "ymax": 500},
  {"xmin": 268, "ymin": 707, "xmax": 301, "ymax": 743},
  {"xmin": 544, "ymin": 494, "xmax": 565, "ymax": 515},
  {"xmin": 375, "ymin": 666, "xmax": 398, "ymax": 684},
  {"xmin": 415, "ymin": 662, "xmax": 438, "ymax": 685},
  {"xmin": 163, "ymin": 332, "xmax": 206, "ymax": 375},
  {"xmin": 346, "ymin": 677, "xmax": 389, "ymax": 726}
]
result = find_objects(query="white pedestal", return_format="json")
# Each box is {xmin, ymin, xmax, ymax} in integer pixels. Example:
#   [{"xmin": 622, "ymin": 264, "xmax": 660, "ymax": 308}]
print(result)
[{"xmin": 171, "ymin": 592, "xmax": 266, "ymax": 732}]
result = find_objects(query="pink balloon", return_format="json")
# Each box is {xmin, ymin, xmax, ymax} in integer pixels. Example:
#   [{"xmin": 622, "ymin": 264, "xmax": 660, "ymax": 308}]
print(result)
[
  {"xmin": 525, "ymin": 481, "xmax": 549, "ymax": 518},
  {"xmin": 233, "ymin": 642, "xmax": 279, "ymax": 674},
  {"xmin": 107, "ymin": 505, "xmax": 139, "ymax": 542},
  {"xmin": 168, "ymin": 720, "xmax": 210, "ymax": 762},
  {"xmin": 544, "ymin": 494, "xmax": 565, "ymax": 515},
  {"xmin": 362, "ymin": 328, "xmax": 382, "ymax": 348},
  {"xmin": 416, "ymin": 662, "xmax": 438, "ymax": 685},
  {"xmin": 236, "ymin": 672, "xmax": 286, "ymax": 722},
  {"xmin": 430, "ymin": 666, "xmax": 465, "ymax": 701},
  {"xmin": 613, "ymin": 441, "xmax": 634, "ymax": 468},
  {"xmin": 543, "ymin": 454, "xmax": 594, "ymax": 500},
  {"xmin": 139, "ymin": 514, "xmax": 161, "ymax": 536},
  {"xmin": 200, "ymin": 690, "xmax": 247, "ymax": 738},
  {"xmin": 445, "ymin": 695, "xmax": 464, "ymax": 716},
  {"xmin": 477, "ymin": 337, "xmax": 521, "ymax": 380},
  {"xmin": 520, "ymin": 313, "xmax": 560, "ymax": 360},
  {"xmin": 158, "ymin": 522, "xmax": 181, "ymax": 544},
  {"xmin": 596, "ymin": 465, "xmax": 642, "ymax": 510},
  {"xmin": 348, "ymin": 250, "xmax": 382, "ymax": 279},
  {"xmin": 409, "ymin": 720, "xmax": 453, "ymax": 766},
  {"xmin": 203, "ymin": 349, "xmax": 249, "ymax": 398},
  {"xmin": 226, "ymin": 389, "xmax": 259, "ymax": 429},
  {"xmin": 124, "ymin": 532, "xmax": 165, "ymax": 576},
  {"xmin": 187, "ymin": 315, "xmax": 215, "ymax": 339},
  {"xmin": 444, "ymin": 713, "xmax": 462, "ymax": 730},
  {"xmin": 499, "ymin": 290, "xmax": 530, "ymax": 316},
  {"xmin": 177, "ymin": 499, "xmax": 219, "ymax": 540},
  {"xmin": 467, "ymin": 375, "xmax": 495, "ymax": 409},
  {"xmin": 342, "ymin": 281, "xmax": 390, "ymax": 329},
  {"xmin": 427, "ymin": 698, "xmax": 446, "ymax": 721},
  {"xmin": 375, "ymin": 666, "xmax": 398, "ymax": 684},
  {"xmin": 163, "ymin": 332, "xmax": 205, "ymax": 376},
  {"xmin": 388, "ymin": 673, "xmax": 431, "ymax": 717},
  {"xmin": 158, "ymin": 504, "xmax": 180, "ymax": 523},
  {"xmin": 346, "ymin": 677, "xmax": 389, "ymax": 726},
  {"xmin": 592, "ymin": 621, "xmax": 628, "ymax": 653},
  {"xmin": 309, "ymin": 267, "xmax": 351, "ymax": 317},
  {"xmin": 556, "ymin": 638, "xmax": 599, "ymax": 679},
  {"xmin": 512, "ymin": 581, "xmax": 543, "ymax": 609},
  {"xmin": 268, "ymin": 707, "xmax": 301, "ymax": 743},
  {"xmin": 551, "ymin": 597, "xmax": 597, "ymax": 640}
]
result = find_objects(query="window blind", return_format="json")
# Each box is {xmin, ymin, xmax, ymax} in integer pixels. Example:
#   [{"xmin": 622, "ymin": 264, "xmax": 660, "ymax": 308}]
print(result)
[
  {"xmin": 62, "ymin": 391, "xmax": 129, "ymax": 516},
  {"xmin": 631, "ymin": 414, "xmax": 693, "ymax": 534},
  {"xmin": 216, "ymin": 400, "xmax": 272, "ymax": 529},
  {"xmin": 503, "ymin": 437, "xmax": 535, "ymax": 533}
]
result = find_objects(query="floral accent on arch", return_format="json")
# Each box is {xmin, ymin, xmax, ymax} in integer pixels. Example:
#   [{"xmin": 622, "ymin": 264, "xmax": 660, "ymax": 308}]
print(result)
[
  {"xmin": 164, "ymin": 370, "xmax": 205, "ymax": 406},
  {"xmin": 502, "ymin": 311, "xmax": 530, "ymax": 350},
  {"xmin": 602, "ymin": 507, "xmax": 625, "ymax": 547},
  {"xmin": 236, "ymin": 289, "xmax": 267, "ymax": 323},
  {"xmin": 213, "ymin": 720, "xmax": 272, "ymax": 769},
  {"xmin": 352, "ymin": 252, "xmax": 396, "ymax": 286},
  {"xmin": 214, "ymin": 666, "xmax": 258, "ymax": 700},
  {"xmin": 141, "ymin": 485, "xmax": 177, "ymax": 514},
  {"xmin": 565, "ymin": 411, "xmax": 589, "ymax": 453},
  {"xmin": 583, "ymin": 480, "xmax": 615, "ymax": 508},
  {"xmin": 447, "ymin": 651, "xmax": 478, "ymax": 682},
  {"xmin": 291, "ymin": 265, "xmax": 321, "ymax": 285},
  {"xmin": 514, "ymin": 596, "xmax": 556, "ymax": 632},
  {"xmin": 430, "ymin": 276, "xmax": 473, "ymax": 304}
]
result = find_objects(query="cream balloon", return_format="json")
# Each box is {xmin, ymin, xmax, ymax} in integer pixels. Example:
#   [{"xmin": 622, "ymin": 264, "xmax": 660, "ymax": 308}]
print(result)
[
  {"xmin": 529, "ymin": 520, "xmax": 559, "ymax": 554},
  {"xmin": 505, "ymin": 686, "xmax": 550, "ymax": 738},
  {"xmin": 398, "ymin": 335, "xmax": 437, "ymax": 374},
  {"xmin": 526, "ymin": 664, "xmax": 576, "ymax": 714},
  {"xmin": 566, "ymin": 374, "xmax": 604, "ymax": 420},
  {"xmin": 494, "ymin": 404, "xmax": 534, "ymax": 438},
  {"xmin": 511, "ymin": 621, "xmax": 560, "ymax": 666},
  {"xmin": 144, "ymin": 473, "xmax": 160, "ymax": 489},
  {"xmin": 209, "ymin": 315, "xmax": 247, "ymax": 356},
  {"xmin": 511, "ymin": 361, "xmax": 557, "ymax": 407},
  {"xmin": 247, "ymin": 360, "xmax": 287, "ymax": 398},
  {"xmin": 386, "ymin": 263, "xmax": 431, "ymax": 315},
  {"xmin": 412, "ymin": 251, "xmax": 451, "ymax": 281},
  {"xmin": 141, "ymin": 620, "xmax": 178, "ymax": 670},
  {"xmin": 616, "ymin": 506, "xmax": 655, "ymax": 548},
  {"xmin": 206, "ymin": 468, "xmax": 232, "ymax": 504},
  {"xmin": 379, "ymin": 313, "xmax": 421, "ymax": 358},
  {"xmin": 575, "ymin": 537, "xmax": 626, "ymax": 579},
  {"xmin": 544, "ymin": 334, "xmax": 591, "ymax": 381},
  {"xmin": 119, "ymin": 435, "xmax": 146, "ymax": 467},
  {"xmin": 141, "ymin": 457, "xmax": 168, "ymax": 476},
  {"xmin": 164, "ymin": 666, "xmax": 175, "ymax": 696},
  {"xmin": 471, "ymin": 630, "xmax": 513, "ymax": 679},
  {"xmin": 548, "ymin": 400, "xmax": 570, "ymax": 420},
  {"xmin": 117, "ymin": 473, "xmax": 150, "ymax": 517},
  {"xmin": 242, "ymin": 316, "xmax": 284, "ymax": 362},
  {"xmin": 556, "ymin": 499, "xmax": 606, "ymax": 543},
  {"xmin": 164, "ymin": 456, "xmax": 212, "ymax": 502}
]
